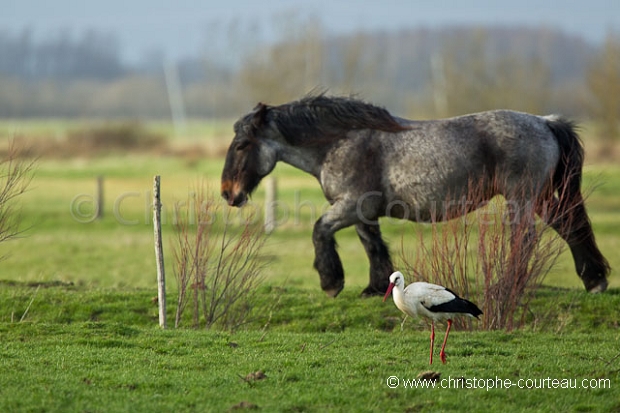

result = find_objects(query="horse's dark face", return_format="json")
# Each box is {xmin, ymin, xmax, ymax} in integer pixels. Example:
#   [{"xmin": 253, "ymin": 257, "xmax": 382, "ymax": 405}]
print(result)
[{"xmin": 221, "ymin": 104, "xmax": 276, "ymax": 207}]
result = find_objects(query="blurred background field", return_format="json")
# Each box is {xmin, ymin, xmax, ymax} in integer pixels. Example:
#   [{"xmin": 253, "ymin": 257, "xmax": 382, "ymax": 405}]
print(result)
[{"xmin": 1, "ymin": 1, "xmax": 619, "ymax": 293}]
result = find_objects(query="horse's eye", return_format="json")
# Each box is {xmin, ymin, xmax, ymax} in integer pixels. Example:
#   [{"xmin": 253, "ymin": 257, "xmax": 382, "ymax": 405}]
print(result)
[{"xmin": 236, "ymin": 140, "xmax": 250, "ymax": 151}]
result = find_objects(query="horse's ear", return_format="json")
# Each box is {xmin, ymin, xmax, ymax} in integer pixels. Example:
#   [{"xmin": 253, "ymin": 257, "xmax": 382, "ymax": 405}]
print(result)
[{"xmin": 251, "ymin": 103, "xmax": 269, "ymax": 130}]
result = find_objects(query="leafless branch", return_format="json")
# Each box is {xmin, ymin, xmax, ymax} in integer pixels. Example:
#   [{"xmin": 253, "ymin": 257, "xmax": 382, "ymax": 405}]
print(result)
[{"xmin": 171, "ymin": 185, "xmax": 267, "ymax": 330}]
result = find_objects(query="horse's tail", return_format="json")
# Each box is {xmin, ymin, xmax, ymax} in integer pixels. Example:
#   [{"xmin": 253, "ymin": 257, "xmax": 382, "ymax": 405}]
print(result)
[
  {"xmin": 544, "ymin": 115, "xmax": 610, "ymax": 290},
  {"xmin": 544, "ymin": 115, "xmax": 584, "ymax": 208}
]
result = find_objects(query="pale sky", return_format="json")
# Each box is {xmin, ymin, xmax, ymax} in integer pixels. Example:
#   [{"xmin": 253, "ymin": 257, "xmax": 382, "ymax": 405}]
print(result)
[{"xmin": 2, "ymin": 0, "xmax": 619, "ymax": 63}]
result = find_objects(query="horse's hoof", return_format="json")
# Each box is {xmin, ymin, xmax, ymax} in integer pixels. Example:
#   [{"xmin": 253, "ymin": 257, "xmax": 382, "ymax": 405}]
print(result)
[
  {"xmin": 587, "ymin": 279, "xmax": 608, "ymax": 293},
  {"xmin": 324, "ymin": 288, "xmax": 342, "ymax": 298},
  {"xmin": 323, "ymin": 283, "xmax": 344, "ymax": 298},
  {"xmin": 360, "ymin": 286, "xmax": 387, "ymax": 298}
]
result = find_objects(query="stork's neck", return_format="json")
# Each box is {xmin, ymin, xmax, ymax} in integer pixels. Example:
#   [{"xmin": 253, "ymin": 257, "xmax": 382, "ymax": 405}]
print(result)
[{"xmin": 392, "ymin": 284, "xmax": 412, "ymax": 316}]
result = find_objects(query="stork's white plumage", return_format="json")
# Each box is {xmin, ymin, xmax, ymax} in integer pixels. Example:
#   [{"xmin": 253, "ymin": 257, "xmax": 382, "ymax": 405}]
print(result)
[{"xmin": 383, "ymin": 271, "xmax": 482, "ymax": 364}]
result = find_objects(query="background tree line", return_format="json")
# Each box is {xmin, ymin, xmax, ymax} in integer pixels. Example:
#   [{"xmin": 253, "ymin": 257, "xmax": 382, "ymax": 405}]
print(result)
[{"xmin": 0, "ymin": 22, "xmax": 618, "ymax": 141}]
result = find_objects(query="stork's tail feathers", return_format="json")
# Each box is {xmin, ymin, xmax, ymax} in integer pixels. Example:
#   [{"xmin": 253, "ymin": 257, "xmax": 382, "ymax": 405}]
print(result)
[
  {"xmin": 428, "ymin": 295, "xmax": 483, "ymax": 319},
  {"xmin": 462, "ymin": 298, "xmax": 483, "ymax": 319}
]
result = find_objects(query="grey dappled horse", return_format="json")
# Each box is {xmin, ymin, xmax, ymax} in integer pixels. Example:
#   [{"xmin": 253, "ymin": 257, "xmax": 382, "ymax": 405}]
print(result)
[{"xmin": 221, "ymin": 94, "xmax": 609, "ymax": 297}]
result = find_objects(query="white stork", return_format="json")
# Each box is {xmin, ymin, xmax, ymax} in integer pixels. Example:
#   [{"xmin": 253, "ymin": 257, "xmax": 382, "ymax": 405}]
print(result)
[{"xmin": 383, "ymin": 271, "xmax": 482, "ymax": 364}]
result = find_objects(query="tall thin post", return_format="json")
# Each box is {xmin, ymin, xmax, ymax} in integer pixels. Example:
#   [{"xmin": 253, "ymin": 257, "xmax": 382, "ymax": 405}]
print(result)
[
  {"xmin": 431, "ymin": 52, "xmax": 448, "ymax": 118},
  {"xmin": 163, "ymin": 60, "xmax": 187, "ymax": 138},
  {"xmin": 153, "ymin": 175, "xmax": 166, "ymax": 328}
]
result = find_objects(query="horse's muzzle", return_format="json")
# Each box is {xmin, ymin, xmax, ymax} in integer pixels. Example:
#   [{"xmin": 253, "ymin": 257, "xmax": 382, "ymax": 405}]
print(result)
[
  {"xmin": 221, "ymin": 188, "xmax": 247, "ymax": 207},
  {"xmin": 228, "ymin": 192, "xmax": 247, "ymax": 207},
  {"xmin": 221, "ymin": 180, "xmax": 247, "ymax": 207}
]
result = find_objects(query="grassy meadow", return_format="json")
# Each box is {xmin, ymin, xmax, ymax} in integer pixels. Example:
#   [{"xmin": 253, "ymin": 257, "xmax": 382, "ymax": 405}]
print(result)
[{"xmin": 0, "ymin": 119, "xmax": 619, "ymax": 412}]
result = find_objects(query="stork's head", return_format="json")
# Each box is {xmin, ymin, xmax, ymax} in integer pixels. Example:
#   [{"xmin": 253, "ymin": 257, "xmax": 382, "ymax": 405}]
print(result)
[{"xmin": 383, "ymin": 271, "xmax": 405, "ymax": 302}]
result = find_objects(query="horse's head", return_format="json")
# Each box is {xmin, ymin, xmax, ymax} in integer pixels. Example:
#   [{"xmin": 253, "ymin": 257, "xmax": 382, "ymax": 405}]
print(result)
[{"xmin": 221, "ymin": 103, "xmax": 277, "ymax": 207}]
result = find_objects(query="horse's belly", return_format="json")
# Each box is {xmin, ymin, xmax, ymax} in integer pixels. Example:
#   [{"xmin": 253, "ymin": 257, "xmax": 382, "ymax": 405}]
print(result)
[{"xmin": 384, "ymin": 183, "xmax": 483, "ymax": 223}]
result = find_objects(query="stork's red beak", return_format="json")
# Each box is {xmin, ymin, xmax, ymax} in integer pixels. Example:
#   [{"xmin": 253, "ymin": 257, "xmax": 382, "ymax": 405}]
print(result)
[{"xmin": 383, "ymin": 282, "xmax": 395, "ymax": 302}]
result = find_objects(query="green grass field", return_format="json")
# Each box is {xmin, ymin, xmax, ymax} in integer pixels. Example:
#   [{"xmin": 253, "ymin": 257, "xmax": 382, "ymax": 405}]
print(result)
[
  {"xmin": 1, "ymin": 285, "xmax": 619, "ymax": 412},
  {"xmin": 0, "ymin": 120, "xmax": 619, "ymax": 412}
]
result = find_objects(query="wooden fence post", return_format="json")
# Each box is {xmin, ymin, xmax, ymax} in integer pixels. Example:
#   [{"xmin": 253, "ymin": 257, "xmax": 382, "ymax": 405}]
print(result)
[
  {"xmin": 152, "ymin": 175, "xmax": 167, "ymax": 328},
  {"xmin": 96, "ymin": 175, "xmax": 104, "ymax": 219},
  {"xmin": 264, "ymin": 176, "xmax": 277, "ymax": 234}
]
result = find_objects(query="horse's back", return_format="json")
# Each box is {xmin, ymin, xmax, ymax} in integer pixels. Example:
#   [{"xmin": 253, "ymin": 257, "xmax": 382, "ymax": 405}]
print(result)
[
  {"xmin": 461, "ymin": 110, "xmax": 560, "ymax": 196},
  {"xmin": 398, "ymin": 109, "xmax": 560, "ymax": 176},
  {"xmin": 380, "ymin": 110, "xmax": 560, "ymax": 216}
]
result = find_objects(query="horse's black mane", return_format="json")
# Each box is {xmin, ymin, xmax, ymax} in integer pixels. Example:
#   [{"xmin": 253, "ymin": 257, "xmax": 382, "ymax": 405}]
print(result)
[{"xmin": 258, "ymin": 94, "xmax": 408, "ymax": 146}]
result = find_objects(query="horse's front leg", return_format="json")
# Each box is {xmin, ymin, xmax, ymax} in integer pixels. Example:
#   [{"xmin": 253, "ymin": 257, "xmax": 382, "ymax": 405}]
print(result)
[
  {"xmin": 355, "ymin": 223, "xmax": 393, "ymax": 297},
  {"xmin": 312, "ymin": 205, "xmax": 357, "ymax": 297},
  {"xmin": 312, "ymin": 216, "xmax": 344, "ymax": 297}
]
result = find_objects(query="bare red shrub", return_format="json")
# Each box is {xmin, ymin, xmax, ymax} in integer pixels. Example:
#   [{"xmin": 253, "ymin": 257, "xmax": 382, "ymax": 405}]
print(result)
[
  {"xmin": 172, "ymin": 185, "xmax": 267, "ymax": 330},
  {"xmin": 400, "ymin": 172, "xmax": 576, "ymax": 331}
]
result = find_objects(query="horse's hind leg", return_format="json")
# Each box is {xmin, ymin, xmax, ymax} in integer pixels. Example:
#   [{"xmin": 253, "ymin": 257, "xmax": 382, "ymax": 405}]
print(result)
[
  {"xmin": 537, "ymin": 196, "xmax": 609, "ymax": 292},
  {"xmin": 355, "ymin": 223, "xmax": 393, "ymax": 297}
]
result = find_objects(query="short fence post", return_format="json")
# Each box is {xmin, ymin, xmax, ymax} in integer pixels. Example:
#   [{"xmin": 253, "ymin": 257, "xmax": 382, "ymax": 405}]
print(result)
[
  {"xmin": 96, "ymin": 175, "xmax": 104, "ymax": 219},
  {"xmin": 264, "ymin": 176, "xmax": 277, "ymax": 234},
  {"xmin": 152, "ymin": 175, "xmax": 167, "ymax": 329}
]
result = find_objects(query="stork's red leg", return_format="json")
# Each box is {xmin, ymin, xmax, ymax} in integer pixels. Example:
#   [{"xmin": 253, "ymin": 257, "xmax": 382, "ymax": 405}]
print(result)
[
  {"xmin": 439, "ymin": 319, "xmax": 452, "ymax": 364},
  {"xmin": 429, "ymin": 321, "xmax": 435, "ymax": 365}
]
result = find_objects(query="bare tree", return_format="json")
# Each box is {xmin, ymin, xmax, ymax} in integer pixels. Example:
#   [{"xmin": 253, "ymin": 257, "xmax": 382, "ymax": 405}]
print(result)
[
  {"xmin": 0, "ymin": 142, "xmax": 35, "ymax": 251},
  {"xmin": 438, "ymin": 29, "xmax": 551, "ymax": 117},
  {"xmin": 587, "ymin": 31, "xmax": 620, "ymax": 147},
  {"xmin": 238, "ymin": 15, "xmax": 325, "ymax": 103},
  {"xmin": 339, "ymin": 33, "xmax": 380, "ymax": 93}
]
